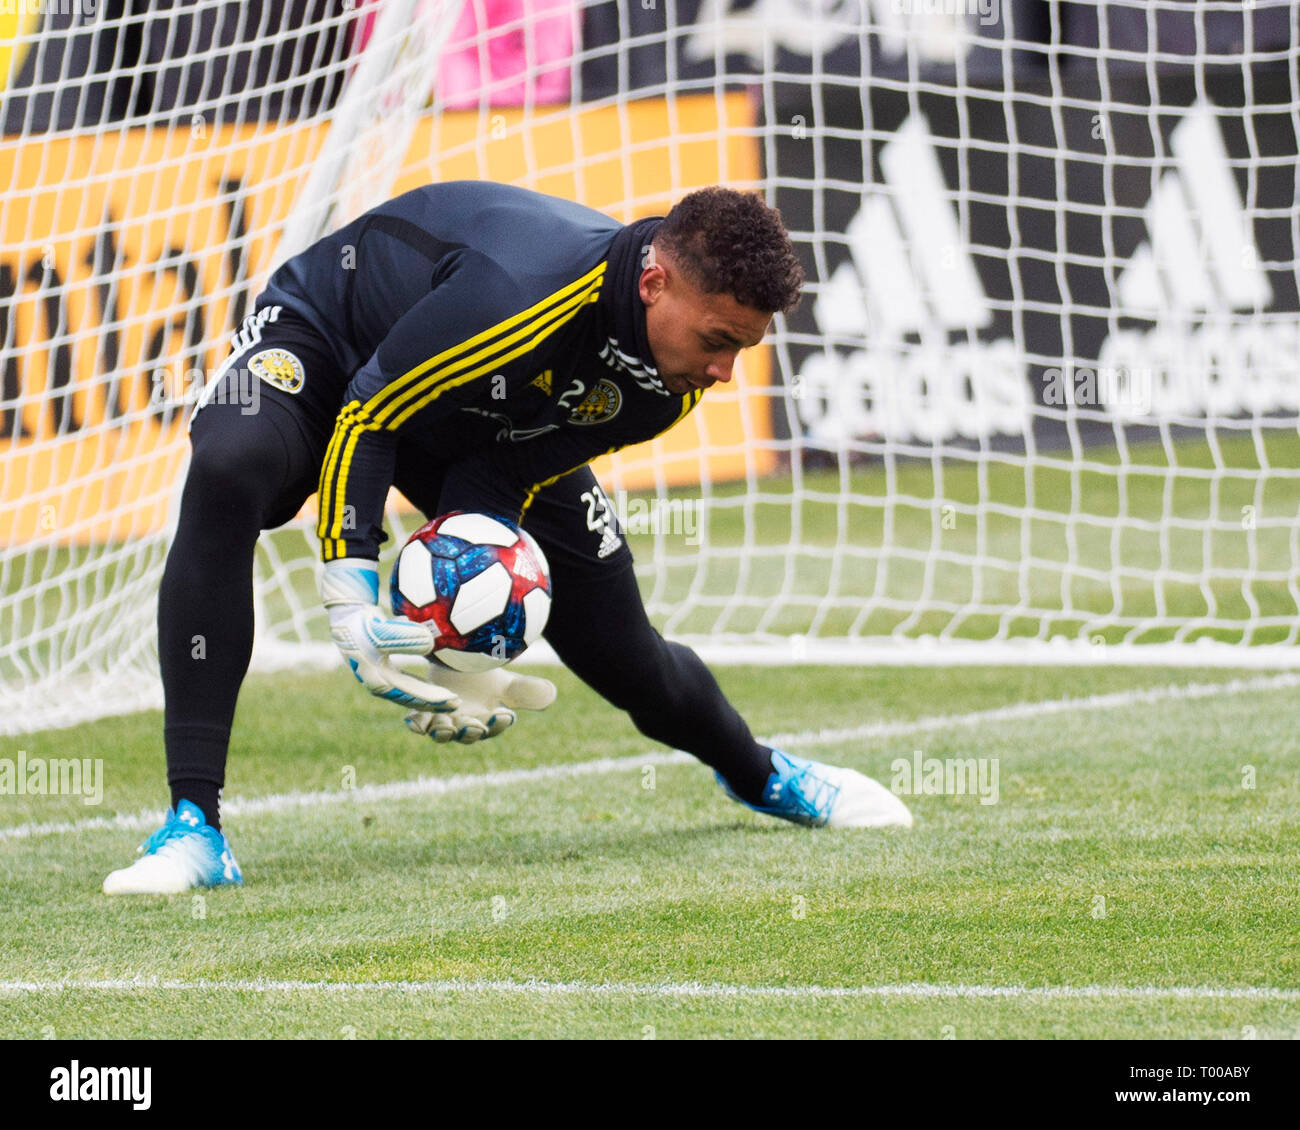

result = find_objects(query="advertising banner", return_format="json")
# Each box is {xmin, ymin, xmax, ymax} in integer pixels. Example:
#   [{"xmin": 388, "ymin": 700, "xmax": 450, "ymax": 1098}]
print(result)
[
  {"xmin": 1, "ymin": 92, "xmax": 771, "ymax": 544},
  {"xmin": 768, "ymin": 68, "xmax": 1299, "ymax": 450}
]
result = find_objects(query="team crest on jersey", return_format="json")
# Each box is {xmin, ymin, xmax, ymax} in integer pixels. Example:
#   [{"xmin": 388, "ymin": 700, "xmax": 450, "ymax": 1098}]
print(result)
[
  {"xmin": 569, "ymin": 379, "xmax": 622, "ymax": 425},
  {"xmin": 248, "ymin": 348, "xmax": 305, "ymax": 394}
]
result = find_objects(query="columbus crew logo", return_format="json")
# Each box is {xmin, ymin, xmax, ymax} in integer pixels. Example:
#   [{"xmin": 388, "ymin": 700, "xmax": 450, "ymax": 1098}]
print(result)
[
  {"xmin": 248, "ymin": 348, "xmax": 305, "ymax": 394},
  {"xmin": 569, "ymin": 379, "xmax": 622, "ymax": 425}
]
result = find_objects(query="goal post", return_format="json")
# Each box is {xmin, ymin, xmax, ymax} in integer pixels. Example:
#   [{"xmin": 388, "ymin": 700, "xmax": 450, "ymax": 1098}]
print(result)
[{"xmin": 3, "ymin": 1, "xmax": 1299, "ymax": 737}]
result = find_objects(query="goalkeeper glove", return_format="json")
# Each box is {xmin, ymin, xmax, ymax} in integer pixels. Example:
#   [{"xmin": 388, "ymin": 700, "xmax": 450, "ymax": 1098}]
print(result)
[
  {"xmin": 319, "ymin": 559, "xmax": 460, "ymax": 713},
  {"xmin": 404, "ymin": 666, "xmax": 557, "ymax": 744}
]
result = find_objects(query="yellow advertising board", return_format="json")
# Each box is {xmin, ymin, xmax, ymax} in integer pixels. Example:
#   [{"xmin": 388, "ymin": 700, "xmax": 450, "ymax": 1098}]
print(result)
[{"xmin": 1, "ymin": 93, "xmax": 774, "ymax": 545}]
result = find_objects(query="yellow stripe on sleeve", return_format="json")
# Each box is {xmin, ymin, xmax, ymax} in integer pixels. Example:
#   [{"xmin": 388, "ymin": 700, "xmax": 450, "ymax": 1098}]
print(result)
[
  {"xmin": 316, "ymin": 401, "xmax": 361, "ymax": 541},
  {"xmin": 366, "ymin": 264, "xmax": 606, "ymax": 427},
  {"xmin": 316, "ymin": 400, "xmax": 384, "ymax": 558},
  {"xmin": 385, "ymin": 284, "xmax": 602, "ymax": 430}
]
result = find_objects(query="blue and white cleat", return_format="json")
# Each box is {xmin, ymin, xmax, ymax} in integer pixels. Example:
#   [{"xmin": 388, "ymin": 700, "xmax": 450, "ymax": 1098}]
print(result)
[
  {"xmin": 102, "ymin": 799, "xmax": 243, "ymax": 895},
  {"xmin": 717, "ymin": 749, "xmax": 913, "ymax": 829}
]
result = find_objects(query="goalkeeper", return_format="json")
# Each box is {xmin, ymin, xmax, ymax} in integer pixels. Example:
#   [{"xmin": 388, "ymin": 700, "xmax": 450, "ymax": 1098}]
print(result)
[{"xmin": 104, "ymin": 182, "xmax": 910, "ymax": 895}]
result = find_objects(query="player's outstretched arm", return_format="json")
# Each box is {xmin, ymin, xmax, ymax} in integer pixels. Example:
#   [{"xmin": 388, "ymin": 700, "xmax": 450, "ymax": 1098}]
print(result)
[
  {"xmin": 404, "ymin": 666, "xmax": 557, "ymax": 744},
  {"xmin": 319, "ymin": 558, "xmax": 462, "ymax": 712}
]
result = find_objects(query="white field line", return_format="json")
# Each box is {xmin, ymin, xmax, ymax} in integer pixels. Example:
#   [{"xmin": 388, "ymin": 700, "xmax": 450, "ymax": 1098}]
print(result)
[
  {"xmin": 0, "ymin": 977, "xmax": 1297, "ymax": 1001},
  {"xmin": 3, "ymin": 671, "xmax": 1297, "ymax": 845}
]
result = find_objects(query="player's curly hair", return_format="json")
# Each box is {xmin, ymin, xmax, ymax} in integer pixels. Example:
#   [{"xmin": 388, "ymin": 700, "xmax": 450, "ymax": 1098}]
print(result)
[{"xmin": 653, "ymin": 187, "xmax": 804, "ymax": 314}]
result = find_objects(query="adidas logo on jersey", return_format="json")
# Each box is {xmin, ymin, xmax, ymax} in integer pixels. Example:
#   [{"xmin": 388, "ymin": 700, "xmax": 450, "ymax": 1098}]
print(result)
[
  {"xmin": 228, "ymin": 305, "xmax": 282, "ymax": 355},
  {"xmin": 596, "ymin": 525, "xmax": 623, "ymax": 558}
]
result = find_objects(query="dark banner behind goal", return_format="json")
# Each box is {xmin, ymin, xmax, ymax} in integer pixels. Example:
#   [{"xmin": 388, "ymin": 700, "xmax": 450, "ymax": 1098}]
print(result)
[{"xmin": 766, "ymin": 67, "xmax": 1300, "ymax": 454}]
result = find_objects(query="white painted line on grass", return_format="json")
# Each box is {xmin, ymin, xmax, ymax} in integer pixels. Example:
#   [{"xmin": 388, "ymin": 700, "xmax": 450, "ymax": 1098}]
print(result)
[
  {"xmin": 760, "ymin": 670, "xmax": 1300, "ymax": 750},
  {"xmin": 0, "ymin": 977, "xmax": 1297, "ymax": 1001},
  {"xmin": 0, "ymin": 754, "xmax": 694, "ymax": 843},
  {"xmin": 3, "ymin": 671, "xmax": 1297, "ymax": 844}
]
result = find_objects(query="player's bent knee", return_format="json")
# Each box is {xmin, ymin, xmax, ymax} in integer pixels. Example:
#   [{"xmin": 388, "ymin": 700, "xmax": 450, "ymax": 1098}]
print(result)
[{"xmin": 184, "ymin": 410, "xmax": 293, "ymax": 528}]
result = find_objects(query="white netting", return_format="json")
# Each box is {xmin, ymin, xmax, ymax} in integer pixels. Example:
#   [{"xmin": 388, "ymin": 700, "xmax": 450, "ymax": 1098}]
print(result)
[{"xmin": 3, "ymin": 1, "xmax": 1299, "ymax": 736}]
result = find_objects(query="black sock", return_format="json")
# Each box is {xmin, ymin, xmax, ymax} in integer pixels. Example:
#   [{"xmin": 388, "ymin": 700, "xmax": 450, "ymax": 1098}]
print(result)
[
  {"xmin": 169, "ymin": 778, "xmax": 223, "ymax": 831},
  {"xmin": 731, "ymin": 746, "xmax": 777, "ymax": 804}
]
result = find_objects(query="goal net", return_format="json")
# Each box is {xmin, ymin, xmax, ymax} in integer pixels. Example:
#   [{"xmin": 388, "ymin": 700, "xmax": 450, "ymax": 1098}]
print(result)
[{"xmin": 3, "ymin": 1, "xmax": 1298, "ymax": 735}]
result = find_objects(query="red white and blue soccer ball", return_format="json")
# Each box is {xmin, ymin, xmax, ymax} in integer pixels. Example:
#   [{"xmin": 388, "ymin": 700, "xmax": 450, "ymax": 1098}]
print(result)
[{"xmin": 391, "ymin": 511, "xmax": 552, "ymax": 672}]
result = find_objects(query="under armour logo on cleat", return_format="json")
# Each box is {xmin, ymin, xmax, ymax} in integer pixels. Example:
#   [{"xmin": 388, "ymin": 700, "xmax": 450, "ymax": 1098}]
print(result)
[{"xmin": 180, "ymin": 811, "xmax": 200, "ymax": 826}]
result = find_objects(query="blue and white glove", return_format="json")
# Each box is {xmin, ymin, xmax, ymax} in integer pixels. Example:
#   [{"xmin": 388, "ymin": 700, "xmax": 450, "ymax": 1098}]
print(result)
[
  {"xmin": 404, "ymin": 666, "xmax": 557, "ymax": 744},
  {"xmin": 319, "ymin": 559, "xmax": 460, "ymax": 713}
]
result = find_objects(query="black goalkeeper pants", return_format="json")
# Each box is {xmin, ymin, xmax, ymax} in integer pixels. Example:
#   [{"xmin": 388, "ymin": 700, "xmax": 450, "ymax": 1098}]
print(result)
[{"xmin": 159, "ymin": 380, "xmax": 773, "ymax": 829}]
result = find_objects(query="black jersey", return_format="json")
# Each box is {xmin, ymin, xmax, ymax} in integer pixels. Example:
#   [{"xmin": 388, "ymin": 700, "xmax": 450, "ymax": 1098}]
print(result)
[{"xmin": 260, "ymin": 181, "xmax": 701, "ymax": 562}]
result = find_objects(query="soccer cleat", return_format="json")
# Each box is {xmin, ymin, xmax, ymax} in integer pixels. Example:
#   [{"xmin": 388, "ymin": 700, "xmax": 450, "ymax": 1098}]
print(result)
[
  {"xmin": 717, "ymin": 749, "xmax": 913, "ymax": 829},
  {"xmin": 102, "ymin": 799, "xmax": 243, "ymax": 895}
]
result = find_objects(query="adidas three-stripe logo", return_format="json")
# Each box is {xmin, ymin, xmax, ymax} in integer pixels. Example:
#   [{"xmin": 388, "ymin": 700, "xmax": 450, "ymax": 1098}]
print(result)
[
  {"xmin": 1118, "ymin": 102, "xmax": 1273, "ymax": 316},
  {"xmin": 813, "ymin": 115, "xmax": 991, "ymax": 341}
]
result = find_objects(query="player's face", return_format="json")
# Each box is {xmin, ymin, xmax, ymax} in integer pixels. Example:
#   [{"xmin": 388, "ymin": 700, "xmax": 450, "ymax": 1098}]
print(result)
[{"xmin": 639, "ymin": 255, "xmax": 773, "ymax": 396}]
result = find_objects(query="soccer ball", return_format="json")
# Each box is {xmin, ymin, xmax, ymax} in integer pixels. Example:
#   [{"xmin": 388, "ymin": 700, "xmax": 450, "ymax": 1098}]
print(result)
[{"xmin": 390, "ymin": 511, "xmax": 552, "ymax": 673}]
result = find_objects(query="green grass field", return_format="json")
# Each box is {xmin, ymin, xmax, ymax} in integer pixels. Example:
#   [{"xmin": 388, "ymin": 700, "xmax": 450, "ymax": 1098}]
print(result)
[
  {"xmin": 2, "ymin": 662, "xmax": 1297, "ymax": 1039},
  {"xmin": 3, "ymin": 432, "xmax": 1298, "ymax": 1037}
]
